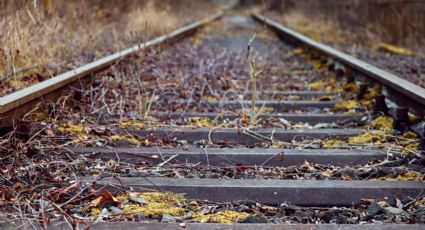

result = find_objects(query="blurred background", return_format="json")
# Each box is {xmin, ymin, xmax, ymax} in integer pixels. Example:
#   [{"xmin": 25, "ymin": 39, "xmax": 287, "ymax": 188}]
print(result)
[
  {"xmin": 1, "ymin": 0, "xmax": 424, "ymax": 95},
  {"xmin": 240, "ymin": 0, "xmax": 425, "ymax": 47}
]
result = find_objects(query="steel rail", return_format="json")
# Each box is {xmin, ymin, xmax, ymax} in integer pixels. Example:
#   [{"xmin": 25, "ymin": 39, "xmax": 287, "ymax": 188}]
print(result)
[
  {"xmin": 0, "ymin": 12, "xmax": 223, "ymax": 128},
  {"xmin": 252, "ymin": 12, "xmax": 425, "ymax": 113}
]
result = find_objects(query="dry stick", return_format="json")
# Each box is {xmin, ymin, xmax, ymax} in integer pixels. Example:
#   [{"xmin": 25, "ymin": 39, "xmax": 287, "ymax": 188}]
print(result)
[
  {"xmin": 180, "ymin": 88, "xmax": 195, "ymax": 118},
  {"xmin": 247, "ymin": 34, "xmax": 256, "ymax": 124},
  {"xmin": 144, "ymin": 92, "xmax": 155, "ymax": 117},
  {"xmin": 144, "ymin": 20, "xmax": 148, "ymax": 57},
  {"xmin": 246, "ymin": 34, "xmax": 263, "ymax": 126},
  {"xmin": 201, "ymin": 148, "xmax": 210, "ymax": 166},
  {"xmin": 136, "ymin": 21, "xmax": 150, "ymax": 118},
  {"xmin": 157, "ymin": 154, "xmax": 179, "ymax": 167}
]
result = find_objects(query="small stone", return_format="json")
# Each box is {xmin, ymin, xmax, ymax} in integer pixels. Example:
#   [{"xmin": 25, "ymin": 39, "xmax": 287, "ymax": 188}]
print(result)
[
  {"xmin": 177, "ymin": 140, "xmax": 188, "ymax": 145},
  {"xmin": 129, "ymin": 196, "xmax": 148, "ymax": 205},
  {"xmin": 367, "ymin": 203, "xmax": 384, "ymax": 216},
  {"xmin": 384, "ymin": 207, "xmax": 405, "ymax": 215},
  {"xmin": 175, "ymin": 214, "xmax": 193, "ymax": 222},
  {"xmin": 179, "ymin": 223, "xmax": 186, "ymax": 228},
  {"xmin": 304, "ymin": 144, "xmax": 321, "ymax": 149},
  {"xmin": 238, "ymin": 216, "xmax": 268, "ymax": 223},
  {"xmin": 161, "ymin": 214, "xmax": 175, "ymax": 223},
  {"xmin": 377, "ymin": 201, "xmax": 389, "ymax": 207},
  {"xmin": 110, "ymin": 206, "xmax": 124, "ymax": 215},
  {"xmin": 235, "ymin": 205, "xmax": 251, "ymax": 212},
  {"xmin": 313, "ymin": 122, "xmax": 338, "ymax": 129},
  {"xmin": 193, "ymin": 139, "xmax": 206, "ymax": 146}
]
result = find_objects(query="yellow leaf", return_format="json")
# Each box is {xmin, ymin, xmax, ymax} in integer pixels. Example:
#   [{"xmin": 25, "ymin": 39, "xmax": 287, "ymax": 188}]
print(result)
[
  {"xmin": 370, "ymin": 116, "xmax": 393, "ymax": 133},
  {"xmin": 348, "ymin": 132, "xmax": 384, "ymax": 145},
  {"xmin": 293, "ymin": 48, "xmax": 304, "ymax": 55},
  {"xmin": 122, "ymin": 192, "xmax": 186, "ymax": 216},
  {"xmin": 322, "ymin": 139, "xmax": 347, "ymax": 148},
  {"xmin": 111, "ymin": 134, "xmax": 141, "ymax": 146},
  {"xmin": 189, "ymin": 117, "xmax": 212, "ymax": 128},
  {"xmin": 309, "ymin": 80, "xmax": 326, "ymax": 91},
  {"xmin": 415, "ymin": 197, "xmax": 425, "ymax": 207},
  {"xmin": 119, "ymin": 120, "xmax": 146, "ymax": 129},
  {"xmin": 409, "ymin": 113, "xmax": 421, "ymax": 123},
  {"xmin": 288, "ymin": 95, "xmax": 301, "ymax": 100},
  {"xmin": 402, "ymin": 131, "xmax": 418, "ymax": 139},
  {"xmin": 363, "ymin": 84, "xmax": 381, "ymax": 100},
  {"xmin": 342, "ymin": 82, "xmax": 357, "ymax": 92},
  {"xmin": 58, "ymin": 122, "xmax": 91, "ymax": 139},
  {"xmin": 255, "ymin": 106, "xmax": 274, "ymax": 113},
  {"xmin": 341, "ymin": 174, "xmax": 352, "ymax": 180},
  {"xmin": 204, "ymin": 95, "xmax": 218, "ymax": 102},
  {"xmin": 402, "ymin": 143, "xmax": 420, "ymax": 154},
  {"xmin": 192, "ymin": 210, "xmax": 250, "ymax": 223},
  {"xmin": 376, "ymin": 42, "xmax": 414, "ymax": 55},
  {"xmin": 372, "ymin": 171, "xmax": 424, "ymax": 181},
  {"xmin": 31, "ymin": 111, "xmax": 49, "ymax": 122},
  {"xmin": 58, "ymin": 122, "xmax": 90, "ymax": 134},
  {"xmin": 334, "ymin": 100, "xmax": 358, "ymax": 111}
]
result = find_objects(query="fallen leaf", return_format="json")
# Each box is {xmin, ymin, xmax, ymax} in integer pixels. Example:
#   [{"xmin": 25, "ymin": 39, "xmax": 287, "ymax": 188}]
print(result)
[
  {"xmin": 376, "ymin": 42, "xmax": 414, "ymax": 55},
  {"xmin": 90, "ymin": 189, "xmax": 119, "ymax": 208},
  {"xmin": 334, "ymin": 100, "xmax": 357, "ymax": 110},
  {"xmin": 236, "ymin": 163, "xmax": 248, "ymax": 173}
]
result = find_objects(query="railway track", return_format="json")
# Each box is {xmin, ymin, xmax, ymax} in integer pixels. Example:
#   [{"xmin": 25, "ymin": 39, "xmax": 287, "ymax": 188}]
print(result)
[{"xmin": 1, "ymin": 10, "xmax": 425, "ymax": 229}]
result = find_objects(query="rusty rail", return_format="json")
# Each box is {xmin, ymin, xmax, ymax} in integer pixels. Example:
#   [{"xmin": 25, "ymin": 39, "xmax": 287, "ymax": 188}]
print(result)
[
  {"xmin": 252, "ymin": 12, "xmax": 425, "ymax": 115},
  {"xmin": 0, "ymin": 12, "xmax": 223, "ymax": 128}
]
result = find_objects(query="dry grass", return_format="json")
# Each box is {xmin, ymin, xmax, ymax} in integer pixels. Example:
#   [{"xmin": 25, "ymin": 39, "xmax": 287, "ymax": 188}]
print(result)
[
  {"xmin": 263, "ymin": 0, "xmax": 425, "ymax": 48},
  {"xmin": 274, "ymin": 11, "xmax": 346, "ymax": 44},
  {"xmin": 0, "ymin": 0, "xmax": 216, "ymax": 96}
]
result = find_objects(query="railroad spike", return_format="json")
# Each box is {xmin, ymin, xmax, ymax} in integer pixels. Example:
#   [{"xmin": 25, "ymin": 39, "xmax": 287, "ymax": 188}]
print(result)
[
  {"xmin": 373, "ymin": 95, "xmax": 388, "ymax": 115},
  {"xmin": 393, "ymin": 107, "xmax": 410, "ymax": 133},
  {"xmin": 334, "ymin": 62, "xmax": 345, "ymax": 78}
]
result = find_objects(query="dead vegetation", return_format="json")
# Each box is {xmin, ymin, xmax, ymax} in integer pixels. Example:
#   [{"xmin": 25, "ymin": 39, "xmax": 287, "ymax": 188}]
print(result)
[
  {"xmin": 261, "ymin": 0, "xmax": 425, "ymax": 88},
  {"xmin": 261, "ymin": 0, "xmax": 425, "ymax": 48},
  {"xmin": 0, "ymin": 0, "xmax": 217, "ymax": 96}
]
